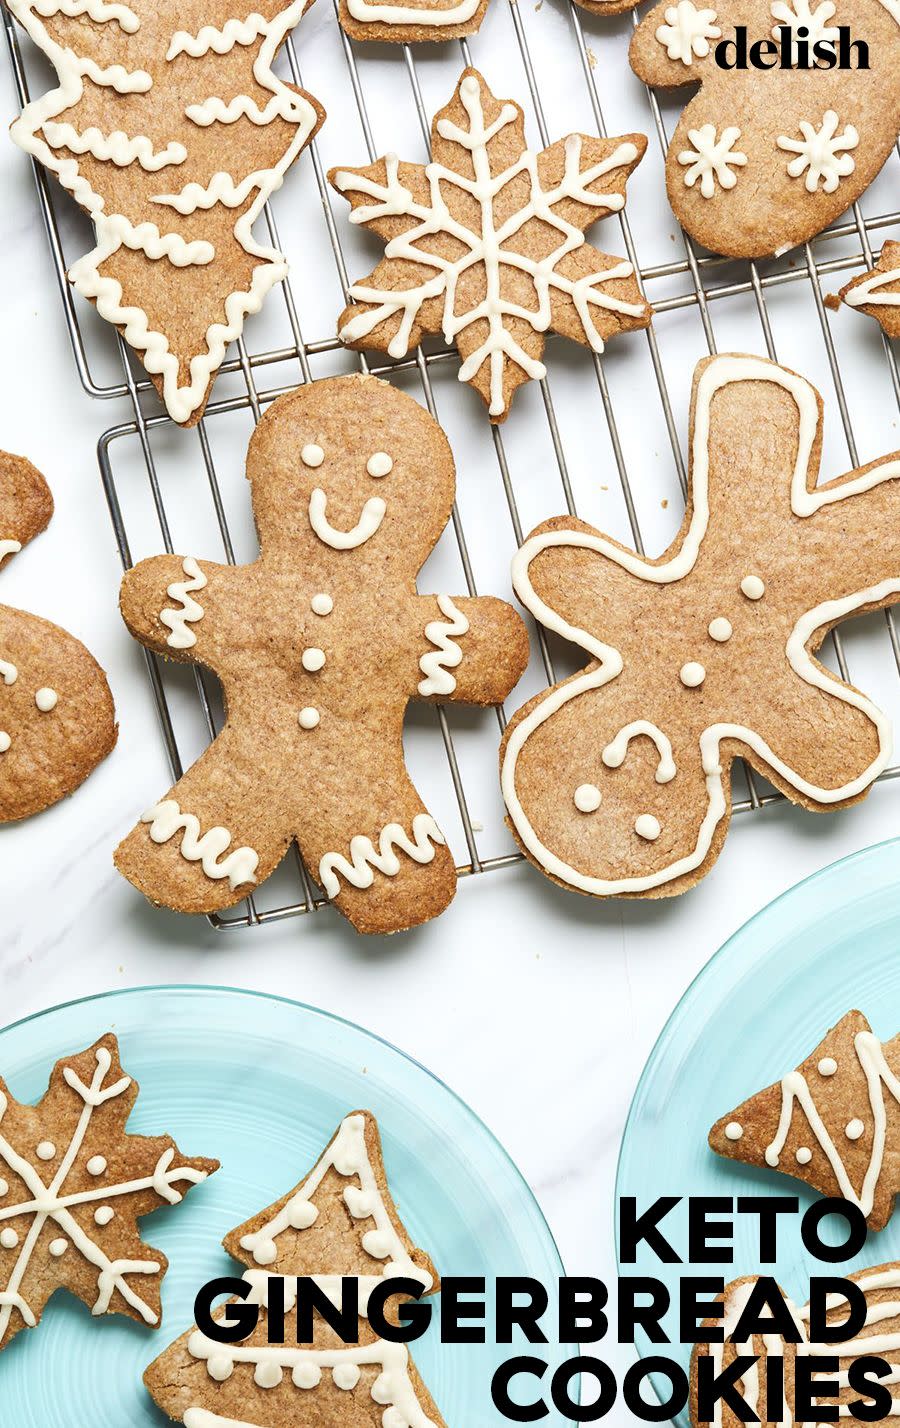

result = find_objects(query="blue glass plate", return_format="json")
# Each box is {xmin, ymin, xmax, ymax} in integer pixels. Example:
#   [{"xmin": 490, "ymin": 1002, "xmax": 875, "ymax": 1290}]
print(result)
[
  {"xmin": 0, "ymin": 985, "xmax": 571, "ymax": 1425},
  {"xmin": 616, "ymin": 836, "xmax": 900, "ymax": 1425}
]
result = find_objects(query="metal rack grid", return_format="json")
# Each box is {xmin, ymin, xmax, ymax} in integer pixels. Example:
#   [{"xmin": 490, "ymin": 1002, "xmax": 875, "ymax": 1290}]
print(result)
[{"xmin": 4, "ymin": 0, "xmax": 900, "ymax": 929}]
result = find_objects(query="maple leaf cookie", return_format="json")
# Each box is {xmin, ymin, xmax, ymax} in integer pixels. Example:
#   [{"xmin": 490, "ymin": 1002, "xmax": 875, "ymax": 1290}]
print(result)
[
  {"xmin": 710, "ymin": 1009, "xmax": 900, "ymax": 1230},
  {"xmin": 0, "ymin": 1033, "xmax": 217, "ymax": 1353},
  {"xmin": 0, "ymin": 449, "xmax": 117, "ymax": 820},
  {"xmin": 146, "ymin": 1110, "xmax": 447, "ymax": 1428},
  {"xmin": 500, "ymin": 352, "xmax": 900, "ymax": 901},
  {"xmin": 629, "ymin": 0, "xmax": 900, "ymax": 258},
  {"xmin": 8, "ymin": 0, "xmax": 325, "ymax": 425},
  {"xmin": 829, "ymin": 238, "xmax": 900, "ymax": 340},
  {"xmin": 116, "ymin": 374, "xmax": 529, "ymax": 934},
  {"xmin": 329, "ymin": 69, "xmax": 650, "ymax": 423}
]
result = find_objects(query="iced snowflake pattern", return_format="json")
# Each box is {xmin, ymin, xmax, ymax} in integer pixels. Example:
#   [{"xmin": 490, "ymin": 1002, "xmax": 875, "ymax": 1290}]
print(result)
[
  {"xmin": 655, "ymin": 0, "xmax": 722, "ymax": 63},
  {"xmin": 330, "ymin": 70, "xmax": 650, "ymax": 421},
  {"xmin": 777, "ymin": 111, "xmax": 858, "ymax": 193},
  {"xmin": 771, "ymin": 0, "xmax": 840, "ymax": 59},
  {"xmin": 678, "ymin": 124, "xmax": 748, "ymax": 197}
]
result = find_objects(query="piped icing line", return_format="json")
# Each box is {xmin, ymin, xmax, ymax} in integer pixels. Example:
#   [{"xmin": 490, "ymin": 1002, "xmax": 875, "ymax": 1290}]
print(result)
[
  {"xmin": 141, "ymin": 800, "xmax": 259, "ymax": 889},
  {"xmin": 30, "ymin": 0, "xmax": 139, "ymax": 28},
  {"xmin": 0, "ymin": 1045, "xmax": 208, "ymax": 1345},
  {"xmin": 334, "ymin": 73, "xmax": 645, "ymax": 419},
  {"xmin": 502, "ymin": 356, "xmax": 900, "ymax": 897},
  {"xmin": 344, "ymin": 0, "xmax": 481, "ymax": 26},
  {"xmin": 846, "ymin": 266, "xmax": 900, "ymax": 308},
  {"xmin": 167, "ymin": 13, "xmax": 270, "ymax": 59},
  {"xmin": 418, "ymin": 594, "xmax": 469, "ymax": 696},
  {"xmin": 601, "ymin": 720, "xmax": 676, "ymax": 783},
  {"xmin": 0, "ymin": 540, "xmax": 21, "ymax": 564},
  {"xmin": 307, "ymin": 488, "xmax": 386, "ymax": 550},
  {"xmin": 8, "ymin": 0, "xmax": 320, "ymax": 425},
  {"xmin": 319, "ymin": 814, "xmax": 445, "ymax": 899},
  {"xmin": 160, "ymin": 557, "xmax": 208, "ymax": 649},
  {"xmin": 42, "ymin": 123, "xmax": 187, "ymax": 172}
]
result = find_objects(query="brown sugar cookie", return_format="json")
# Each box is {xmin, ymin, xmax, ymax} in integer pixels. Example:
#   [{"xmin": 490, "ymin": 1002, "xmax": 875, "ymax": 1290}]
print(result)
[
  {"xmin": 0, "ymin": 450, "xmax": 117, "ymax": 820},
  {"xmin": 828, "ymin": 239, "xmax": 900, "ymax": 339},
  {"xmin": 501, "ymin": 352, "xmax": 900, "ymax": 901},
  {"xmin": 329, "ymin": 68, "xmax": 650, "ymax": 423},
  {"xmin": 145, "ymin": 1110, "xmax": 447, "ymax": 1428},
  {"xmin": 629, "ymin": 0, "xmax": 900, "ymax": 259},
  {"xmin": 338, "ymin": 0, "xmax": 490, "ymax": 43},
  {"xmin": 691, "ymin": 1266, "xmax": 900, "ymax": 1426},
  {"xmin": 115, "ymin": 374, "xmax": 529, "ymax": 934},
  {"xmin": 0, "ymin": 1033, "xmax": 217, "ymax": 1353},
  {"xmin": 8, "ymin": 0, "xmax": 325, "ymax": 425},
  {"xmin": 710, "ymin": 1009, "xmax": 900, "ymax": 1230}
]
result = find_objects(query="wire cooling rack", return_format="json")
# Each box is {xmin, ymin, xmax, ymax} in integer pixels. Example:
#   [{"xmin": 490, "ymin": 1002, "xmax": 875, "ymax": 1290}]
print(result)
[{"xmin": 4, "ymin": 0, "xmax": 900, "ymax": 929}]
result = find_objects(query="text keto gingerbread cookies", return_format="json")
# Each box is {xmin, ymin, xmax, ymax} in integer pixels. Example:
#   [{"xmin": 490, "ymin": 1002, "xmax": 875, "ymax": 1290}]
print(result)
[
  {"xmin": 116, "ymin": 374, "xmax": 528, "ymax": 934},
  {"xmin": 630, "ymin": 0, "xmax": 900, "ymax": 258},
  {"xmin": 9, "ymin": 0, "xmax": 324, "ymax": 425},
  {"xmin": 146, "ymin": 1110, "xmax": 446, "ymax": 1427},
  {"xmin": 330, "ymin": 69, "xmax": 650, "ymax": 423},
  {"xmin": 0, "ymin": 449, "xmax": 116, "ymax": 820},
  {"xmin": 501, "ymin": 353, "xmax": 900, "ymax": 901}
]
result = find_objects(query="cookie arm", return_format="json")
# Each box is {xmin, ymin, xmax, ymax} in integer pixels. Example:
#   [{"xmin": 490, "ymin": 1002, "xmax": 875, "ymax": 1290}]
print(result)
[
  {"xmin": 119, "ymin": 555, "xmax": 230, "ymax": 666},
  {"xmin": 413, "ymin": 594, "xmax": 529, "ymax": 705},
  {"xmin": 798, "ymin": 454, "xmax": 900, "ymax": 605}
]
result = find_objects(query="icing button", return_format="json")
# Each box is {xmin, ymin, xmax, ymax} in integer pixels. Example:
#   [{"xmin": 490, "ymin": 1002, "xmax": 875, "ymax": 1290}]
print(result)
[
  {"xmin": 845, "ymin": 1118, "xmax": 865, "ymax": 1141},
  {"xmin": 35, "ymin": 688, "xmax": 58, "ymax": 712},
  {"xmin": 301, "ymin": 443, "xmax": 324, "ymax": 468},
  {"xmin": 740, "ymin": 575, "xmax": 765, "ymax": 600},
  {"xmin": 298, "ymin": 707, "xmax": 320, "ymax": 730},
  {"xmin": 573, "ymin": 783, "xmax": 601, "ymax": 813},
  {"xmin": 301, "ymin": 648, "xmax": 326, "ymax": 673},
  {"xmin": 634, "ymin": 814, "xmax": 661, "ymax": 841},
  {"xmin": 679, "ymin": 661, "xmax": 705, "ymax": 688},
  {"xmin": 708, "ymin": 617, "xmax": 732, "ymax": 643},
  {"xmin": 366, "ymin": 451, "xmax": 393, "ymax": 478},
  {"xmin": 310, "ymin": 593, "xmax": 333, "ymax": 616},
  {"xmin": 724, "ymin": 1121, "xmax": 743, "ymax": 1141}
]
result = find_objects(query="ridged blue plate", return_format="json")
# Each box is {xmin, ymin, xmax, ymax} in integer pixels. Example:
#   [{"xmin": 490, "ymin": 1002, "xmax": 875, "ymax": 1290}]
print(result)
[
  {"xmin": 0, "ymin": 985, "xmax": 571, "ymax": 1425},
  {"xmin": 616, "ymin": 836, "xmax": 900, "ymax": 1425}
]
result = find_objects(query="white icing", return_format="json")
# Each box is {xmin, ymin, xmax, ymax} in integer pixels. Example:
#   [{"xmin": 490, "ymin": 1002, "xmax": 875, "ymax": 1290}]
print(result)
[
  {"xmin": 574, "ymin": 783, "xmax": 602, "ymax": 813},
  {"xmin": 31, "ymin": 0, "xmax": 139, "ymax": 29},
  {"xmin": 94, "ymin": 1206, "xmax": 115, "ymax": 1226},
  {"xmin": 819, "ymin": 1057, "xmax": 838, "ymax": 1076},
  {"xmin": 724, "ymin": 1122, "xmax": 743, "ymax": 1141},
  {"xmin": 418, "ymin": 595, "xmax": 469, "ymax": 697},
  {"xmin": 741, "ymin": 574, "xmax": 765, "ymax": 600},
  {"xmin": 846, "ymin": 1118, "xmax": 865, "ymax": 1141},
  {"xmin": 0, "ymin": 1230, "xmax": 19, "ymax": 1250},
  {"xmin": 301, "ymin": 648, "xmax": 325, "ymax": 673},
  {"xmin": 87, "ymin": 1156, "xmax": 107, "ymax": 1176},
  {"xmin": 502, "ymin": 355, "xmax": 900, "ymax": 897},
  {"xmin": 634, "ymin": 814, "xmax": 661, "ymax": 841},
  {"xmin": 680, "ymin": 661, "xmax": 705, "ymax": 688},
  {"xmin": 0, "ymin": 735, "xmax": 9, "ymax": 755},
  {"xmin": 160, "ymin": 557, "xmax": 207, "ymax": 649},
  {"xmin": 298, "ymin": 707, "xmax": 320, "ymax": 730},
  {"xmin": 655, "ymin": 0, "xmax": 721, "ymax": 63},
  {"xmin": 344, "ymin": 0, "xmax": 481, "ymax": 27},
  {"xmin": 0, "ymin": 1180, "xmax": 6, "ymax": 1197},
  {"xmin": 36, "ymin": 1142, "xmax": 55, "ymax": 1161},
  {"xmin": 8, "ymin": 0, "xmax": 321, "ymax": 424},
  {"xmin": 0, "ymin": 1046, "xmax": 208, "ymax": 1344},
  {"xmin": 0, "ymin": 661, "xmax": 17, "ymax": 685},
  {"xmin": 601, "ymin": 720, "xmax": 677, "ymax": 784},
  {"xmin": 167, "ymin": 13, "xmax": 270, "ymax": 58},
  {"xmin": 771, "ymin": 0, "xmax": 840, "ymax": 57},
  {"xmin": 319, "ymin": 814, "xmax": 445, "ymax": 900},
  {"xmin": 301, "ymin": 444, "xmax": 324, "ymax": 468},
  {"xmin": 141, "ymin": 800, "xmax": 259, "ymax": 889},
  {"xmin": 334, "ymin": 74, "xmax": 645, "ymax": 419},
  {"xmin": 42, "ymin": 123, "xmax": 186, "ymax": 172},
  {"xmin": 311, "ymin": 593, "xmax": 333, "ymax": 615},
  {"xmin": 778, "ymin": 112, "xmax": 858, "ymax": 195},
  {"xmin": 678, "ymin": 125, "xmax": 747, "ymax": 197},
  {"xmin": 48, "ymin": 1238, "xmax": 68, "ymax": 1257},
  {"xmin": 708, "ymin": 617, "xmax": 732, "ymax": 642},
  {"xmin": 366, "ymin": 452, "xmax": 393, "ymax": 478},
  {"xmin": 34, "ymin": 689, "xmax": 57, "ymax": 712},
  {"xmin": 796, "ymin": 1146, "xmax": 812, "ymax": 1164},
  {"xmin": 846, "ymin": 264, "xmax": 900, "ymax": 310},
  {"xmin": 0, "ymin": 541, "xmax": 21, "ymax": 565},
  {"xmin": 308, "ymin": 488, "xmax": 386, "ymax": 550}
]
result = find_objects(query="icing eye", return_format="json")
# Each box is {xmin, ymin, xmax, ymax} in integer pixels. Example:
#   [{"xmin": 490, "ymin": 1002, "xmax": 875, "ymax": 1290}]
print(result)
[
  {"xmin": 366, "ymin": 451, "xmax": 393, "ymax": 478},
  {"xmin": 301, "ymin": 443, "xmax": 325, "ymax": 468},
  {"xmin": 724, "ymin": 1121, "xmax": 743, "ymax": 1141},
  {"xmin": 573, "ymin": 783, "xmax": 601, "ymax": 813}
]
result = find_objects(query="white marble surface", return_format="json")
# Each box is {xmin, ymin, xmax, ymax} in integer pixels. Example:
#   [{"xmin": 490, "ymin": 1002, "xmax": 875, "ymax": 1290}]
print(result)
[{"xmin": 2, "ymin": 14, "xmax": 900, "ymax": 1421}]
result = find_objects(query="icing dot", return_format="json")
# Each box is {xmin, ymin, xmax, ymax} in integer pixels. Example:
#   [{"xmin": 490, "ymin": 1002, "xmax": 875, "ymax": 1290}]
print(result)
[
  {"xmin": 573, "ymin": 783, "xmax": 602, "ymax": 813},
  {"xmin": 0, "ymin": 733, "xmax": 9, "ymax": 754},
  {"xmin": 298, "ymin": 707, "xmax": 320, "ymax": 730},
  {"xmin": 310, "ymin": 593, "xmax": 333, "ymax": 616},
  {"xmin": 740, "ymin": 575, "xmax": 765, "ymax": 600},
  {"xmin": 35, "ymin": 688, "xmax": 58, "ymax": 712},
  {"xmin": 208, "ymin": 1354, "xmax": 233, "ymax": 1383},
  {"xmin": 366, "ymin": 451, "xmax": 393, "ymax": 478},
  {"xmin": 679, "ymin": 661, "xmax": 705, "ymax": 688},
  {"xmin": 251, "ymin": 1238, "xmax": 277, "ymax": 1267},
  {"xmin": 724, "ymin": 1122, "xmax": 743, "ymax": 1141},
  {"xmin": 86, "ymin": 1155, "xmax": 107, "ymax": 1177},
  {"xmin": 344, "ymin": 1186, "xmax": 375, "ymax": 1218},
  {"xmin": 818, "ymin": 1057, "xmax": 838, "ymax": 1077},
  {"xmin": 333, "ymin": 1364, "xmax": 362, "ymax": 1390},
  {"xmin": 293, "ymin": 1363, "xmax": 322, "ymax": 1389},
  {"xmin": 49, "ymin": 1238, "xmax": 68, "ymax": 1257},
  {"xmin": 708, "ymin": 617, "xmax": 732, "ymax": 642},
  {"xmin": 0, "ymin": 1179, "xmax": 7, "ymax": 1197},
  {"xmin": 36, "ymin": 1141, "xmax": 55, "ymax": 1161},
  {"xmin": 796, "ymin": 1147, "xmax": 813, "ymax": 1165},
  {"xmin": 0, "ymin": 663, "xmax": 16, "ymax": 686},
  {"xmin": 94, "ymin": 1206, "xmax": 115, "ymax": 1227},
  {"xmin": 0, "ymin": 1229, "xmax": 18, "ymax": 1250},
  {"xmin": 301, "ymin": 647, "xmax": 326, "ymax": 673},
  {"xmin": 254, "ymin": 1360, "xmax": 283, "ymax": 1389},
  {"xmin": 301, "ymin": 443, "xmax": 324, "ymax": 468},
  {"xmin": 765, "ymin": 1148, "xmax": 780, "ymax": 1167},
  {"xmin": 362, "ymin": 1228, "xmax": 393, "ymax": 1259},
  {"xmin": 372, "ymin": 1372, "xmax": 394, "ymax": 1404},
  {"xmin": 634, "ymin": 814, "xmax": 661, "ymax": 841},
  {"xmin": 287, "ymin": 1199, "xmax": 318, "ymax": 1230},
  {"xmin": 845, "ymin": 1118, "xmax": 865, "ymax": 1141}
]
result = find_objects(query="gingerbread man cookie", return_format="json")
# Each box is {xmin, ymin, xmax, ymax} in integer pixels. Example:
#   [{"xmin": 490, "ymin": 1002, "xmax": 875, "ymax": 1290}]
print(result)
[
  {"xmin": 329, "ymin": 69, "xmax": 650, "ymax": 423},
  {"xmin": 146, "ymin": 1110, "xmax": 445, "ymax": 1427},
  {"xmin": 629, "ymin": 0, "xmax": 900, "ymax": 258},
  {"xmin": 0, "ymin": 449, "xmax": 117, "ymax": 820},
  {"xmin": 8, "ymin": 0, "xmax": 325, "ymax": 425},
  {"xmin": 829, "ymin": 239, "xmax": 900, "ymax": 340},
  {"xmin": 116, "ymin": 375, "xmax": 528, "ymax": 934},
  {"xmin": 501, "ymin": 353, "xmax": 900, "ymax": 901}
]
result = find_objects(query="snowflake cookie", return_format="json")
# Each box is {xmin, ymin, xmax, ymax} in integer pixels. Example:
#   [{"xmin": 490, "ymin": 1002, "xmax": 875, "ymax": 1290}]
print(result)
[
  {"xmin": 329, "ymin": 69, "xmax": 650, "ymax": 423},
  {"xmin": 630, "ymin": 0, "xmax": 899, "ymax": 258},
  {"xmin": 8, "ymin": 0, "xmax": 325, "ymax": 425},
  {"xmin": 830, "ymin": 238, "xmax": 900, "ymax": 341},
  {"xmin": 0, "ymin": 1033, "xmax": 216, "ymax": 1353},
  {"xmin": 146, "ymin": 1110, "xmax": 446, "ymax": 1427},
  {"xmin": 116, "ymin": 374, "xmax": 529, "ymax": 935},
  {"xmin": 500, "ymin": 353, "xmax": 900, "ymax": 902},
  {"xmin": 0, "ymin": 450, "xmax": 116, "ymax": 820}
]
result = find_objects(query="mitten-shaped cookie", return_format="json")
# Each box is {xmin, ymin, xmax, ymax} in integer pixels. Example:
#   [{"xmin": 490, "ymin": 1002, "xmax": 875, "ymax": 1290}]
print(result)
[
  {"xmin": 0, "ymin": 450, "xmax": 116, "ymax": 820},
  {"xmin": 501, "ymin": 353, "xmax": 900, "ymax": 901},
  {"xmin": 116, "ymin": 374, "xmax": 529, "ymax": 934},
  {"xmin": 146, "ymin": 1110, "xmax": 446, "ymax": 1428},
  {"xmin": 630, "ymin": 0, "xmax": 899, "ymax": 258}
]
